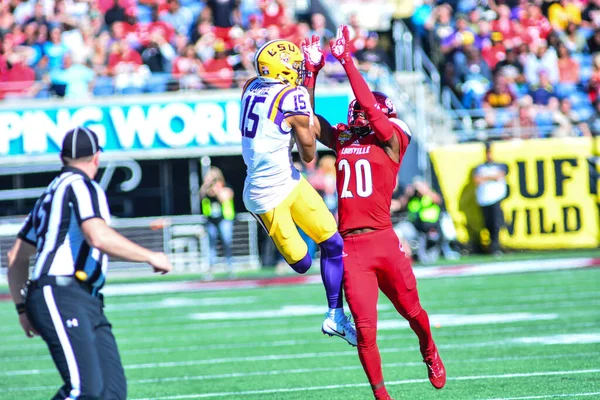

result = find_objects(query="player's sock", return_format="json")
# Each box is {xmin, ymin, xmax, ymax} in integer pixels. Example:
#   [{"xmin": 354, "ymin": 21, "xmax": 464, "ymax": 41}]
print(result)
[
  {"xmin": 357, "ymin": 326, "xmax": 385, "ymax": 389},
  {"xmin": 407, "ymin": 307, "xmax": 435, "ymax": 355},
  {"xmin": 328, "ymin": 307, "xmax": 346, "ymax": 321},
  {"xmin": 373, "ymin": 385, "xmax": 391, "ymax": 400},
  {"xmin": 318, "ymin": 232, "xmax": 344, "ymax": 309},
  {"xmin": 289, "ymin": 252, "xmax": 312, "ymax": 274}
]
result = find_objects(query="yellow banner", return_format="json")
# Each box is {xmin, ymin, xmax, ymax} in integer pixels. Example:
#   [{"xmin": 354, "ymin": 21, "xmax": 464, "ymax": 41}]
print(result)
[{"xmin": 430, "ymin": 138, "xmax": 599, "ymax": 249}]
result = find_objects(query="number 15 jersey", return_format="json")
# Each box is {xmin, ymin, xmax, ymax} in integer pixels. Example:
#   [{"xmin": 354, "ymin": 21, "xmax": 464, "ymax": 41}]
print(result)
[
  {"xmin": 240, "ymin": 78, "xmax": 312, "ymax": 214},
  {"xmin": 332, "ymin": 119, "xmax": 412, "ymax": 236}
]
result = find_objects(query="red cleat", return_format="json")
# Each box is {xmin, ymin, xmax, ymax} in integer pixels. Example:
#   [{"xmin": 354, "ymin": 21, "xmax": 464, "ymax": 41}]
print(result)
[{"xmin": 423, "ymin": 347, "xmax": 446, "ymax": 389}]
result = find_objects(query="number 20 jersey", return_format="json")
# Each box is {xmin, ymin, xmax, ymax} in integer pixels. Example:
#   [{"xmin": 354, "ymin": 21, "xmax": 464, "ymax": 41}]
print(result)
[
  {"xmin": 240, "ymin": 78, "xmax": 312, "ymax": 214},
  {"xmin": 332, "ymin": 119, "xmax": 412, "ymax": 236}
]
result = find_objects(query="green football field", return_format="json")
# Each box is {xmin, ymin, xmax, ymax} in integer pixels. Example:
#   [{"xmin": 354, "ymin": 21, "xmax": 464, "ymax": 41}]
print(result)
[{"xmin": 0, "ymin": 266, "xmax": 599, "ymax": 400}]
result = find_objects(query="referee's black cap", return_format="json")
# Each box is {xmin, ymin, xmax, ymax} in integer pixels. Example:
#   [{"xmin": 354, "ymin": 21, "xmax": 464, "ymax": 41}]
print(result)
[{"xmin": 61, "ymin": 126, "xmax": 103, "ymax": 159}]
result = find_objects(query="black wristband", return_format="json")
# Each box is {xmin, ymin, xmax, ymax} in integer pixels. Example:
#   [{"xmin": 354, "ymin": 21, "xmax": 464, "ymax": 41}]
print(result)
[{"xmin": 16, "ymin": 303, "xmax": 26, "ymax": 314}]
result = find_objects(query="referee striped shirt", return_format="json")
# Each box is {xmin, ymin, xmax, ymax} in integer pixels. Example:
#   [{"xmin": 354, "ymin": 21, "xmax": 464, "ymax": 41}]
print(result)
[{"xmin": 18, "ymin": 166, "xmax": 111, "ymax": 293}]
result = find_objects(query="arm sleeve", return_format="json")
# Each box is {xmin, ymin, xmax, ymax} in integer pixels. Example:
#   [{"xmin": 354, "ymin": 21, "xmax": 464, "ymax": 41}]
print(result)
[
  {"xmin": 342, "ymin": 59, "xmax": 395, "ymax": 142},
  {"xmin": 70, "ymin": 179, "xmax": 105, "ymax": 225},
  {"xmin": 17, "ymin": 212, "xmax": 37, "ymax": 246}
]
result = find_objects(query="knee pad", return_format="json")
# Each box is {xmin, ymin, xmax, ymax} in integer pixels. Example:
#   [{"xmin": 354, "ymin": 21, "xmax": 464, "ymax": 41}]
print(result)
[
  {"xmin": 290, "ymin": 252, "xmax": 312, "ymax": 274},
  {"xmin": 319, "ymin": 232, "xmax": 343, "ymax": 256}
]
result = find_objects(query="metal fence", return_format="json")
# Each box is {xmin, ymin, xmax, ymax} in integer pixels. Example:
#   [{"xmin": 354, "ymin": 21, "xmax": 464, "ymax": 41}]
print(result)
[{"xmin": 0, "ymin": 213, "xmax": 260, "ymax": 280}]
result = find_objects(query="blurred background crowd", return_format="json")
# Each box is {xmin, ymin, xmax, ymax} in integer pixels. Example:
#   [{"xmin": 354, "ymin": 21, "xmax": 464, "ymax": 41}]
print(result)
[
  {"xmin": 411, "ymin": 0, "xmax": 600, "ymax": 138},
  {"xmin": 0, "ymin": 0, "xmax": 391, "ymax": 98}
]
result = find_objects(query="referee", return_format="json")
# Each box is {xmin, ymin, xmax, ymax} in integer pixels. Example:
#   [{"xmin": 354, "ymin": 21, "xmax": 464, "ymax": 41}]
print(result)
[{"xmin": 7, "ymin": 126, "xmax": 173, "ymax": 399}]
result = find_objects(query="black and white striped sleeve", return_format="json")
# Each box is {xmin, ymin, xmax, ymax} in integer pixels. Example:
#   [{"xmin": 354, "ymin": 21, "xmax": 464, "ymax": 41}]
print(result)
[
  {"xmin": 17, "ymin": 212, "xmax": 37, "ymax": 245},
  {"xmin": 70, "ymin": 178, "xmax": 106, "ymax": 224}
]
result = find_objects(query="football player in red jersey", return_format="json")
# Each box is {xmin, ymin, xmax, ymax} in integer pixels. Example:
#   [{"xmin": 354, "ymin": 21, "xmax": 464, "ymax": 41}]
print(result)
[{"xmin": 301, "ymin": 26, "xmax": 446, "ymax": 400}]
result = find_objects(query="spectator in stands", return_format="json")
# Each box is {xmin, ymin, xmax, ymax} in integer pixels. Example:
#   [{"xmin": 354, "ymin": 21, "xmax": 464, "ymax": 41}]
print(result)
[
  {"xmin": 0, "ymin": 54, "xmax": 35, "ymax": 99},
  {"xmin": 22, "ymin": 22, "xmax": 43, "ymax": 67},
  {"xmin": 530, "ymin": 71, "xmax": 556, "ymax": 106},
  {"xmin": 355, "ymin": 32, "xmax": 390, "ymax": 70},
  {"xmin": 513, "ymin": 96, "xmax": 538, "ymax": 139},
  {"xmin": 482, "ymin": 31, "xmax": 506, "ymax": 70},
  {"xmin": 490, "ymin": 5, "xmax": 513, "ymax": 39},
  {"xmin": 202, "ymin": 0, "xmax": 240, "ymax": 45},
  {"xmin": 108, "ymin": 39, "xmax": 149, "ymax": 92},
  {"xmin": 557, "ymin": 43, "xmax": 580, "ymax": 85},
  {"xmin": 524, "ymin": 40, "xmax": 559, "ymax": 85},
  {"xmin": 259, "ymin": 0, "xmax": 284, "ymax": 28},
  {"xmin": 348, "ymin": 12, "xmax": 368, "ymax": 52},
  {"xmin": 160, "ymin": 0, "xmax": 193, "ymax": 36},
  {"xmin": 548, "ymin": 0, "xmax": 582, "ymax": 31},
  {"xmin": 200, "ymin": 166, "xmax": 235, "ymax": 278},
  {"xmin": 141, "ymin": 30, "xmax": 176, "ymax": 73},
  {"xmin": 202, "ymin": 38, "xmax": 233, "ymax": 89},
  {"xmin": 494, "ymin": 46, "xmax": 526, "ymax": 87},
  {"xmin": 483, "ymin": 73, "xmax": 516, "ymax": 109},
  {"xmin": 589, "ymin": 53, "xmax": 600, "ymax": 102},
  {"xmin": 104, "ymin": 0, "xmax": 127, "ymax": 27},
  {"xmin": 521, "ymin": 3, "xmax": 552, "ymax": 41},
  {"xmin": 25, "ymin": 2, "xmax": 49, "ymax": 31},
  {"xmin": 424, "ymin": 3, "xmax": 454, "ymax": 44},
  {"xmin": 587, "ymin": 28, "xmax": 600, "ymax": 54},
  {"xmin": 311, "ymin": 13, "xmax": 333, "ymax": 50},
  {"xmin": 456, "ymin": 46, "xmax": 492, "ymax": 108},
  {"xmin": 440, "ymin": 13, "xmax": 472, "ymax": 57},
  {"xmin": 49, "ymin": 53, "xmax": 95, "ymax": 99},
  {"xmin": 483, "ymin": 73, "xmax": 516, "ymax": 130},
  {"xmin": 586, "ymin": 99, "xmax": 600, "ymax": 135},
  {"xmin": 44, "ymin": 27, "xmax": 69, "ymax": 71},
  {"xmin": 172, "ymin": 43, "xmax": 204, "ymax": 89},
  {"xmin": 582, "ymin": 0, "xmax": 600, "ymax": 29},
  {"xmin": 34, "ymin": 55, "xmax": 49, "ymax": 81},
  {"xmin": 472, "ymin": 142, "xmax": 508, "ymax": 256},
  {"xmin": 562, "ymin": 22, "xmax": 587, "ymax": 54}
]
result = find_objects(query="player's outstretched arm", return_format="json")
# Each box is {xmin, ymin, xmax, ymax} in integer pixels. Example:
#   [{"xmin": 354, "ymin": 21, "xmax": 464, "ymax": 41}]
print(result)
[
  {"xmin": 81, "ymin": 218, "xmax": 173, "ymax": 274},
  {"xmin": 330, "ymin": 25, "xmax": 401, "ymax": 159},
  {"xmin": 301, "ymin": 35, "xmax": 336, "ymax": 149}
]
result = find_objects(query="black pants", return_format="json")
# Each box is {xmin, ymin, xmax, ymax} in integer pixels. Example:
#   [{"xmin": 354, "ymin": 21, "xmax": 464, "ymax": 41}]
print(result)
[
  {"xmin": 481, "ymin": 201, "xmax": 505, "ymax": 253},
  {"xmin": 26, "ymin": 284, "xmax": 126, "ymax": 400}
]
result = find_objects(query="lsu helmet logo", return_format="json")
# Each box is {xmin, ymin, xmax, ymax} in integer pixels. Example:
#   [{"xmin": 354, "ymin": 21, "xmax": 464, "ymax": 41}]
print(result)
[{"xmin": 254, "ymin": 40, "xmax": 305, "ymax": 87}]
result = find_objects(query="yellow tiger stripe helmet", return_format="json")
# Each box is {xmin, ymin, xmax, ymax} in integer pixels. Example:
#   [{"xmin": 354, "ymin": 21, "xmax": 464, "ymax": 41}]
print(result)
[{"xmin": 254, "ymin": 39, "xmax": 305, "ymax": 87}]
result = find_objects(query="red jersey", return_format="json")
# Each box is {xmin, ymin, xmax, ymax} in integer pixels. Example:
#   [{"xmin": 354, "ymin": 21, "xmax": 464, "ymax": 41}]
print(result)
[{"xmin": 332, "ymin": 120, "xmax": 411, "ymax": 236}]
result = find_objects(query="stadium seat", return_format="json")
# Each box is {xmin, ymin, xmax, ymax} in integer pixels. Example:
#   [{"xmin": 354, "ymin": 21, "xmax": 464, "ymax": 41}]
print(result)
[
  {"xmin": 555, "ymin": 83, "xmax": 577, "ymax": 99},
  {"xmin": 93, "ymin": 76, "xmax": 115, "ymax": 97},
  {"xmin": 145, "ymin": 73, "xmax": 171, "ymax": 93},
  {"xmin": 568, "ymin": 91, "xmax": 591, "ymax": 108}
]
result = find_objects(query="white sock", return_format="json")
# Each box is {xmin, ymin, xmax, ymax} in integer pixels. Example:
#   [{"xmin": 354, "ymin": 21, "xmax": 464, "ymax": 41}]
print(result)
[{"xmin": 329, "ymin": 307, "xmax": 345, "ymax": 321}]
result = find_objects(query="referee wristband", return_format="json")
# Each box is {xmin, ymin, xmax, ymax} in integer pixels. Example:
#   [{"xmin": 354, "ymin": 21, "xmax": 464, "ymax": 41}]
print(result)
[{"xmin": 16, "ymin": 303, "xmax": 26, "ymax": 314}]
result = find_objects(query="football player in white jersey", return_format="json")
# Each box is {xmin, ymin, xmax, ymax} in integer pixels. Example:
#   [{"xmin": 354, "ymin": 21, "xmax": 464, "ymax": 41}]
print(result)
[{"xmin": 240, "ymin": 39, "xmax": 356, "ymax": 346}]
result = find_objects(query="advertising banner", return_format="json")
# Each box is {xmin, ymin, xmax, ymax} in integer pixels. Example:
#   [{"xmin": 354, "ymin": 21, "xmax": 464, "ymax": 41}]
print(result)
[
  {"xmin": 0, "ymin": 89, "xmax": 350, "ymax": 163},
  {"xmin": 430, "ymin": 138, "xmax": 599, "ymax": 249}
]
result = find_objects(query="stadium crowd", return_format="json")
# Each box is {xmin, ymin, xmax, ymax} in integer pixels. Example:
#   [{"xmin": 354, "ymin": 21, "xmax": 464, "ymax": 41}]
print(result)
[
  {"xmin": 0, "ymin": 0, "xmax": 387, "ymax": 99},
  {"xmin": 412, "ymin": 0, "xmax": 600, "ymax": 138}
]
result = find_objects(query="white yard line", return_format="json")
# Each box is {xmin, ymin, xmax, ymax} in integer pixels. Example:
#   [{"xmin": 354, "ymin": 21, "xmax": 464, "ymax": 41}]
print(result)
[
  {"xmin": 6, "ymin": 353, "xmax": 599, "ymax": 394},
  {"xmin": 2, "ymin": 317, "xmax": 599, "ymax": 356},
  {"xmin": 483, "ymin": 392, "xmax": 600, "ymax": 400},
  {"xmin": 3, "ymin": 334, "xmax": 600, "ymax": 377},
  {"xmin": 128, "ymin": 369, "xmax": 600, "ymax": 399}
]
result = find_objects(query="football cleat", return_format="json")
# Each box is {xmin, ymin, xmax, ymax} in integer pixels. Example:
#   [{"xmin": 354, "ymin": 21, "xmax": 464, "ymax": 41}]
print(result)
[
  {"xmin": 321, "ymin": 313, "xmax": 357, "ymax": 347},
  {"xmin": 423, "ymin": 346, "xmax": 446, "ymax": 389}
]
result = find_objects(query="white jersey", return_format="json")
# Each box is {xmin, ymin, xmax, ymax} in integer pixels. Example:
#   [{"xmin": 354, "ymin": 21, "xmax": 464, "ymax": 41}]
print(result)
[{"xmin": 240, "ymin": 78, "xmax": 313, "ymax": 214}]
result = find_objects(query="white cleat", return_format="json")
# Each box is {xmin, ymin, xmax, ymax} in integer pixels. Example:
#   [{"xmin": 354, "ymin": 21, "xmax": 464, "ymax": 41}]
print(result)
[{"xmin": 321, "ymin": 313, "xmax": 357, "ymax": 347}]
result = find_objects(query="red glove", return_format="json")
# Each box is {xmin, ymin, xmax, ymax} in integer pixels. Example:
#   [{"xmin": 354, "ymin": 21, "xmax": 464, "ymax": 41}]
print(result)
[
  {"xmin": 329, "ymin": 25, "xmax": 352, "ymax": 65},
  {"xmin": 301, "ymin": 35, "xmax": 324, "ymax": 88}
]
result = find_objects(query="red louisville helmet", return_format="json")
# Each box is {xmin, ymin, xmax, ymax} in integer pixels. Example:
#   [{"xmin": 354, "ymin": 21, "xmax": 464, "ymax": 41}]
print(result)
[{"xmin": 348, "ymin": 91, "xmax": 397, "ymax": 136}]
